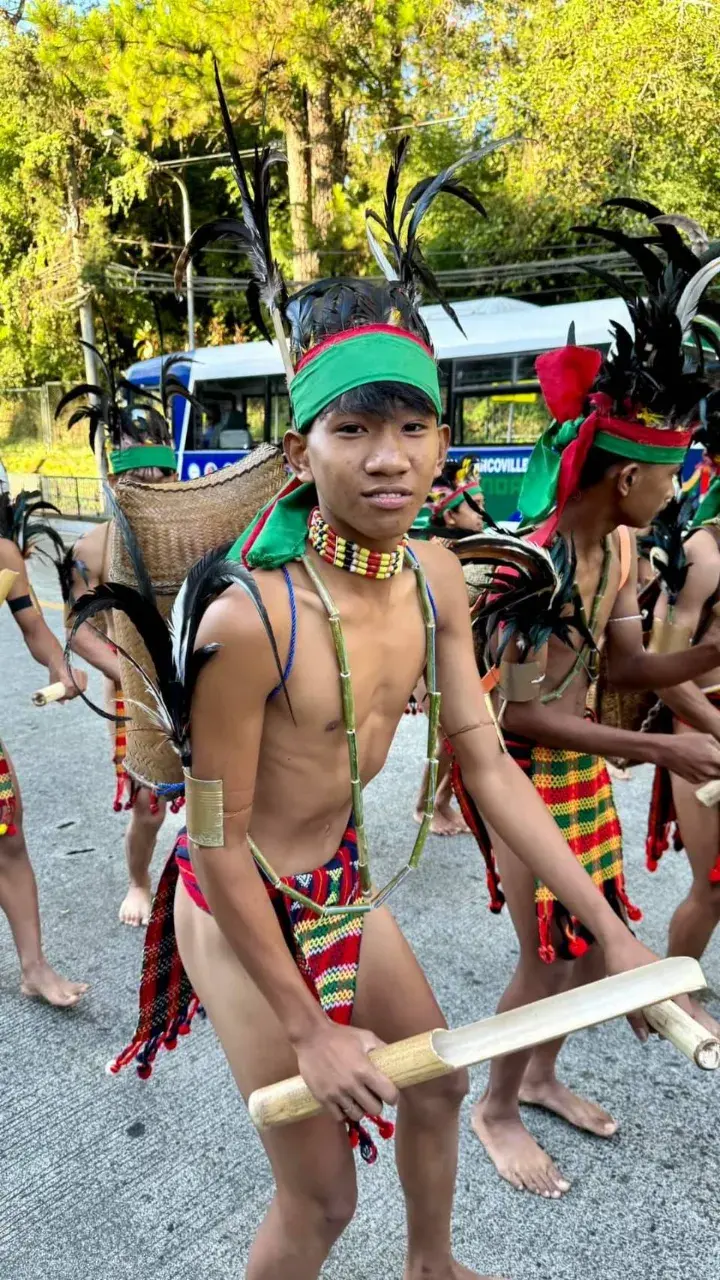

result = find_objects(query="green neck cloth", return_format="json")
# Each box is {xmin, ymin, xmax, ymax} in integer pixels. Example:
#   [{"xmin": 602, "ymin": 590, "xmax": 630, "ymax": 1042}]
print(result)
[
  {"xmin": 110, "ymin": 445, "xmax": 176, "ymax": 475},
  {"xmin": 229, "ymin": 479, "xmax": 317, "ymax": 569},
  {"xmin": 289, "ymin": 327, "xmax": 442, "ymax": 432},
  {"xmin": 692, "ymin": 475, "xmax": 720, "ymax": 527}
]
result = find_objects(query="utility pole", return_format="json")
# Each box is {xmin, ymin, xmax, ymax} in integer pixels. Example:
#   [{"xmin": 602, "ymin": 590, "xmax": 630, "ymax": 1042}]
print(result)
[
  {"xmin": 156, "ymin": 162, "xmax": 195, "ymax": 351},
  {"xmin": 67, "ymin": 152, "xmax": 107, "ymax": 509}
]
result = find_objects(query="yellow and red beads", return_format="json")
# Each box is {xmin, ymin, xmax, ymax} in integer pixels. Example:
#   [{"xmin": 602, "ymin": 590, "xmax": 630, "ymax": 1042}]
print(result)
[{"xmin": 307, "ymin": 507, "xmax": 407, "ymax": 580}]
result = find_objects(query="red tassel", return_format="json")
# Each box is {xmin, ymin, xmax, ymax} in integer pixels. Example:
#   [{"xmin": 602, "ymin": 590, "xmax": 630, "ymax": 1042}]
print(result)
[
  {"xmin": 566, "ymin": 929, "xmax": 589, "ymax": 959},
  {"xmin": 537, "ymin": 900, "xmax": 556, "ymax": 964},
  {"xmin": 617, "ymin": 877, "xmax": 643, "ymax": 922},
  {"xmin": 709, "ymin": 857, "xmax": 720, "ymax": 885},
  {"xmin": 149, "ymin": 792, "xmax": 160, "ymax": 816}
]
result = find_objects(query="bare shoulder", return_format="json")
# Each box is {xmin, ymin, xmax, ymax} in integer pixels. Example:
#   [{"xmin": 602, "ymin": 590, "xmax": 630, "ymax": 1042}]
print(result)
[
  {"xmin": 684, "ymin": 526, "xmax": 720, "ymax": 568},
  {"xmin": 407, "ymin": 537, "xmax": 467, "ymax": 624},
  {"xmin": 0, "ymin": 536, "xmax": 24, "ymax": 573},
  {"xmin": 194, "ymin": 566, "xmax": 292, "ymax": 690},
  {"xmin": 73, "ymin": 521, "xmax": 109, "ymax": 576}
]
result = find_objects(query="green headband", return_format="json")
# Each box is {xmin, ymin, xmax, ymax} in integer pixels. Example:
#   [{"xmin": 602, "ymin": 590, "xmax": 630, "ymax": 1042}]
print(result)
[
  {"xmin": 436, "ymin": 483, "xmax": 483, "ymax": 514},
  {"xmin": 110, "ymin": 445, "xmax": 177, "ymax": 475},
  {"xmin": 288, "ymin": 328, "xmax": 442, "ymax": 432}
]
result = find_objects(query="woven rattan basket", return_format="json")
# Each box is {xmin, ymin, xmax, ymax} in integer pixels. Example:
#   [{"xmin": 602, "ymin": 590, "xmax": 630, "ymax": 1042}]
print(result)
[{"xmin": 110, "ymin": 445, "xmax": 286, "ymax": 787}]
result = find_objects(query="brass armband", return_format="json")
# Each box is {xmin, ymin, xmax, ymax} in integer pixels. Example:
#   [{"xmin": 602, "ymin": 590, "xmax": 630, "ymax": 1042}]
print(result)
[
  {"xmin": 0, "ymin": 568, "xmax": 19, "ymax": 608},
  {"xmin": 648, "ymin": 618, "xmax": 693, "ymax": 654},
  {"xmin": 498, "ymin": 658, "xmax": 545, "ymax": 702},
  {"xmin": 183, "ymin": 769, "xmax": 225, "ymax": 847}
]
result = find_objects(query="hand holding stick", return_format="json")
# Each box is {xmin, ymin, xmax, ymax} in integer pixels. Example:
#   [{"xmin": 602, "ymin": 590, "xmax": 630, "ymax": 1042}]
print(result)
[
  {"xmin": 31, "ymin": 682, "xmax": 68, "ymax": 707},
  {"xmin": 249, "ymin": 957, "xmax": 714, "ymax": 1130}
]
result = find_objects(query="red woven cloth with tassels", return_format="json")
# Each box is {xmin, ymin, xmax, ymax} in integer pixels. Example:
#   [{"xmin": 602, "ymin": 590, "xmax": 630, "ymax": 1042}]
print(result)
[
  {"xmin": 0, "ymin": 738, "xmax": 18, "ymax": 837},
  {"xmin": 109, "ymin": 824, "xmax": 393, "ymax": 1165},
  {"xmin": 646, "ymin": 692, "xmax": 720, "ymax": 885}
]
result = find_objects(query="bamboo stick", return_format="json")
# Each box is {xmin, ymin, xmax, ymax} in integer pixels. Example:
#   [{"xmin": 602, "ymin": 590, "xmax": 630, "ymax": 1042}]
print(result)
[
  {"xmin": 31, "ymin": 682, "xmax": 67, "ymax": 707},
  {"xmin": 248, "ymin": 957, "xmax": 708, "ymax": 1130},
  {"xmin": 0, "ymin": 569, "xmax": 18, "ymax": 607},
  {"xmin": 644, "ymin": 1000, "xmax": 720, "ymax": 1069}
]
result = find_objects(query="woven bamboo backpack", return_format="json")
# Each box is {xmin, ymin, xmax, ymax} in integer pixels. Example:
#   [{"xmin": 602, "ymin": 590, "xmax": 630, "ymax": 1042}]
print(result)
[{"xmin": 109, "ymin": 445, "xmax": 286, "ymax": 787}]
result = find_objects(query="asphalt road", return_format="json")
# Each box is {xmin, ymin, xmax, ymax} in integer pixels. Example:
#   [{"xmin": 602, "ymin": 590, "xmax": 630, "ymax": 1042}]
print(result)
[{"xmin": 1, "ymin": 536, "xmax": 719, "ymax": 1280}]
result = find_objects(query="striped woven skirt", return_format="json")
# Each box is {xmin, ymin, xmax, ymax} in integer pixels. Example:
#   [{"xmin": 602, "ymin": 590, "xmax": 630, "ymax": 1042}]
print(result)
[
  {"xmin": 646, "ymin": 689, "xmax": 720, "ymax": 884},
  {"xmin": 506, "ymin": 734, "xmax": 641, "ymax": 963},
  {"xmin": 0, "ymin": 737, "xmax": 17, "ymax": 837},
  {"xmin": 109, "ymin": 818, "xmax": 391, "ymax": 1162}
]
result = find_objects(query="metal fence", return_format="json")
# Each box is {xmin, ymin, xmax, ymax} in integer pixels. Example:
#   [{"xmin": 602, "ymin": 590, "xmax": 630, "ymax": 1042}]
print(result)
[{"xmin": 8, "ymin": 473, "xmax": 104, "ymax": 520}]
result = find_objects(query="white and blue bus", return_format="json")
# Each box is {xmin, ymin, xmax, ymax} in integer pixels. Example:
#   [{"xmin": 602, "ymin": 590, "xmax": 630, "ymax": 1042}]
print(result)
[{"xmin": 126, "ymin": 295, "xmax": 704, "ymax": 523}]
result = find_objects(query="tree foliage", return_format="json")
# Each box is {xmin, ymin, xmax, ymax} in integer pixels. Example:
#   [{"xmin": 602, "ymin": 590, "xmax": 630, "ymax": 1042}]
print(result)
[{"xmin": 0, "ymin": 0, "xmax": 718, "ymax": 387}]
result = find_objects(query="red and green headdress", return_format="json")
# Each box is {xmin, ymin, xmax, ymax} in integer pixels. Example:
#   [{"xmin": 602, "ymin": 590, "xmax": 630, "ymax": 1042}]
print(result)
[
  {"xmin": 177, "ymin": 65, "xmax": 498, "ymax": 568},
  {"xmin": 520, "ymin": 202, "xmax": 720, "ymax": 545}
]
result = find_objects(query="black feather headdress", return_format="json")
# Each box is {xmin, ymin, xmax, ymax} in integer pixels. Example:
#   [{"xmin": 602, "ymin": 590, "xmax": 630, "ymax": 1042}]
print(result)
[
  {"xmin": 572, "ymin": 199, "xmax": 720, "ymax": 425},
  {"xmin": 54, "ymin": 316, "xmax": 186, "ymax": 471},
  {"xmin": 637, "ymin": 495, "xmax": 693, "ymax": 606},
  {"xmin": 66, "ymin": 538, "xmax": 291, "ymax": 754},
  {"xmin": 0, "ymin": 488, "xmax": 65, "ymax": 569},
  {"xmin": 174, "ymin": 62, "xmax": 502, "ymax": 379},
  {"xmin": 452, "ymin": 530, "xmax": 594, "ymax": 675}
]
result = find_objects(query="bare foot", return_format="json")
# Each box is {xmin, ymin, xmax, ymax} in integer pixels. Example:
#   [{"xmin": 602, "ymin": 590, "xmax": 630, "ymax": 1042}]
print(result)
[
  {"xmin": 21, "ymin": 961, "xmax": 88, "ymax": 1008},
  {"xmin": 119, "ymin": 881, "xmax": 152, "ymax": 928},
  {"xmin": 415, "ymin": 806, "xmax": 470, "ymax": 837},
  {"xmin": 519, "ymin": 1075, "xmax": 617, "ymax": 1138},
  {"xmin": 471, "ymin": 1099, "xmax": 571, "ymax": 1198}
]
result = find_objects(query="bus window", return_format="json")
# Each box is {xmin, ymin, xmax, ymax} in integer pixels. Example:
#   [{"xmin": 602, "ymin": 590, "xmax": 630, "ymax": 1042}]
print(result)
[
  {"xmin": 269, "ymin": 376, "xmax": 291, "ymax": 442},
  {"xmin": 458, "ymin": 394, "xmax": 546, "ymax": 445}
]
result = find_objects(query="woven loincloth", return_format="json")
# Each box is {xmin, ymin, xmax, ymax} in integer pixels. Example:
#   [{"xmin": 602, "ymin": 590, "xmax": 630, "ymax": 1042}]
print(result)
[
  {"xmin": 109, "ymin": 817, "xmax": 390, "ymax": 1162},
  {"xmin": 646, "ymin": 689, "xmax": 720, "ymax": 884},
  {"xmin": 0, "ymin": 737, "xmax": 17, "ymax": 837},
  {"xmin": 505, "ymin": 734, "xmax": 641, "ymax": 962}
]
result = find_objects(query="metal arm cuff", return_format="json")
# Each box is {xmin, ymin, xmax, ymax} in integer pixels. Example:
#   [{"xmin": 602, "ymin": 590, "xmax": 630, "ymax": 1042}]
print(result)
[
  {"xmin": 649, "ymin": 618, "xmax": 692, "ymax": 655},
  {"xmin": 498, "ymin": 659, "xmax": 545, "ymax": 702},
  {"xmin": 183, "ymin": 769, "xmax": 225, "ymax": 847}
]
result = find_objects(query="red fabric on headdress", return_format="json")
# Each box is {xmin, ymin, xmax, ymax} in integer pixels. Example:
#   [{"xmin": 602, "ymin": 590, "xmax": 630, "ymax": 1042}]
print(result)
[{"xmin": 535, "ymin": 345, "xmax": 603, "ymax": 424}]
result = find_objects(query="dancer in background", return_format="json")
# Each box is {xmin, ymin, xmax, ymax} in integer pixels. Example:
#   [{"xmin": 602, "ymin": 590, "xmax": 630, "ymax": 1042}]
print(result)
[
  {"xmin": 463, "ymin": 205, "xmax": 720, "ymax": 1198},
  {"xmin": 58, "ymin": 338, "xmax": 183, "ymax": 926},
  {"xmin": 0, "ymin": 527, "xmax": 87, "ymax": 1006}
]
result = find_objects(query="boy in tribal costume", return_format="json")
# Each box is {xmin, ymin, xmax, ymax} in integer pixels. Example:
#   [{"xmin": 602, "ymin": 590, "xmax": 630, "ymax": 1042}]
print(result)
[
  {"xmin": 462, "ymin": 202, "xmax": 720, "ymax": 1199},
  {"xmin": 411, "ymin": 458, "xmax": 486, "ymax": 835},
  {"xmin": 69, "ymin": 79, "xmax": 667, "ymax": 1280},
  {"xmin": 58, "ymin": 338, "xmax": 186, "ymax": 926},
  {"xmin": 0, "ymin": 476, "xmax": 87, "ymax": 1005},
  {"xmin": 645, "ymin": 384, "xmax": 720, "ymax": 962}
]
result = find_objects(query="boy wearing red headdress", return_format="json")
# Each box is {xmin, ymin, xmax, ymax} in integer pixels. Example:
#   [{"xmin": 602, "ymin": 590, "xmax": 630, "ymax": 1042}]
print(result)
[
  {"xmin": 80, "ymin": 97, "xmax": 686, "ymax": 1276},
  {"xmin": 469, "ymin": 206, "xmax": 720, "ymax": 1198}
]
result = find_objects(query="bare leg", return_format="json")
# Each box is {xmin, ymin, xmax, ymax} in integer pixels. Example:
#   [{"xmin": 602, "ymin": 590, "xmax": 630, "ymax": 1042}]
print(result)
[
  {"xmin": 415, "ymin": 743, "xmax": 469, "ymax": 838},
  {"xmin": 354, "ymin": 907, "xmax": 503, "ymax": 1280},
  {"xmin": 667, "ymin": 724, "xmax": 720, "ymax": 963},
  {"xmin": 175, "ymin": 883, "xmax": 358, "ymax": 1280},
  {"xmin": 471, "ymin": 831, "xmax": 613, "ymax": 1197},
  {"xmin": 119, "ymin": 788, "xmax": 166, "ymax": 927},
  {"xmin": 175, "ymin": 883, "xmax": 503, "ymax": 1280},
  {"xmin": 519, "ymin": 945, "xmax": 618, "ymax": 1137},
  {"xmin": 0, "ymin": 749, "xmax": 87, "ymax": 1007}
]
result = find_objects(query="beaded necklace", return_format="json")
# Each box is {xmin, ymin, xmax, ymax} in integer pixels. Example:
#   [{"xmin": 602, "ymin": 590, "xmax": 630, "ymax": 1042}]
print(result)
[
  {"xmin": 308, "ymin": 506, "xmax": 407, "ymax": 580},
  {"xmin": 247, "ymin": 538, "xmax": 440, "ymax": 917}
]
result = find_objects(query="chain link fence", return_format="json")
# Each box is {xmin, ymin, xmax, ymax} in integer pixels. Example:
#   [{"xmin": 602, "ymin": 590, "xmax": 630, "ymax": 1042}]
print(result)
[{"xmin": 1, "ymin": 381, "xmax": 101, "ymax": 518}]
